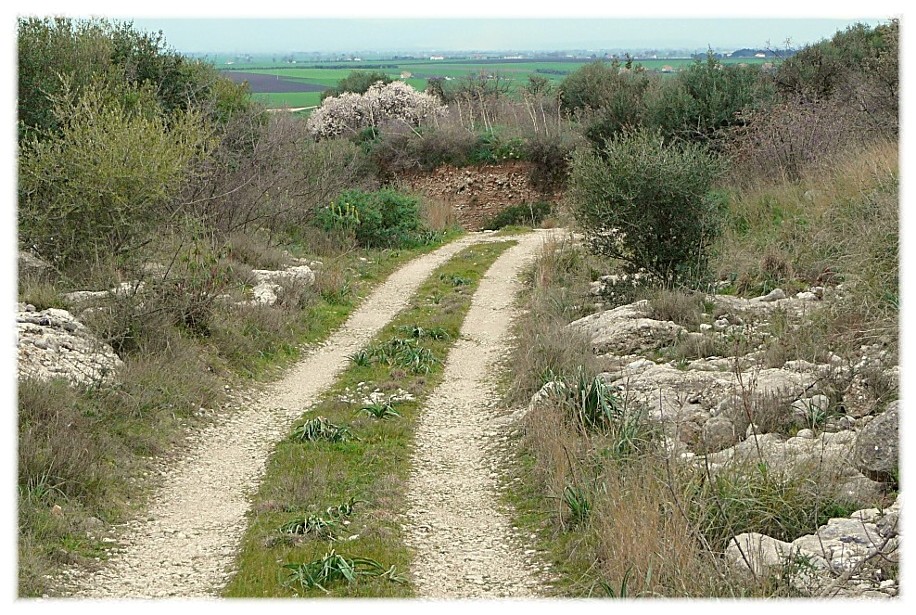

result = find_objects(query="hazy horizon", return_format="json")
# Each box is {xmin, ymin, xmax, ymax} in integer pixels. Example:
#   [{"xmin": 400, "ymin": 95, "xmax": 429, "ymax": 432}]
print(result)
[{"xmin": 124, "ymin": 18, "xmax": 888, "ymax": 54}]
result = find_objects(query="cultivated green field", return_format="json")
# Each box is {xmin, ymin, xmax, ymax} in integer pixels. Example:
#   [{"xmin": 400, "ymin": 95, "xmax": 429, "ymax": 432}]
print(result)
[
  {"xmin": 224, "ymin": 57, "xmax": 772, "ymax": 109},
  {"xmin": 252, "ymin": 91, "xmax": 323, "ymax": 108}
]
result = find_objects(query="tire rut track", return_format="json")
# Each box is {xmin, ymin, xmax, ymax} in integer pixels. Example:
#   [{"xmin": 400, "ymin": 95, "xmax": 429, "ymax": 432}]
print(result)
[
  {"xmin": 66, "ymin": 233, "xmax": 504, "ymax": 598},
  {"xmin": 405, "ymin": 230, "xmax": 553, "ymax": 597}
]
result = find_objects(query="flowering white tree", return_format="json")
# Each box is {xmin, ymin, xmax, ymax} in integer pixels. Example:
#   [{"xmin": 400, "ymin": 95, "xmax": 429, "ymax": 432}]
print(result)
[{"xmin": 306, "ymin": 81, "xmax": 445, "ymax": 139}]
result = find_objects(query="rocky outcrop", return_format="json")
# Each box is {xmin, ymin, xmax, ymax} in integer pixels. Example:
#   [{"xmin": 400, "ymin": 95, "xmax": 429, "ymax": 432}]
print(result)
[
  {"xmin": 561, "ymin": 286, "xmax": 899, "ymax": 594},
  {"xmin": 245, "ymin": 264, "xmax": 315, "ymax": 306},
  {"xmin": 727, "ymin": 498, "xmax": 900, "ymax": 597},
  {"xmin": 19, "ymin": 251, "xmax": 51, "ymax": 279},
  {"xmin": 17, "ymin": 304, "xmax": 123, "ymax": 386},
  {"xmin": 854, "ymin": 401, "xmax": 899, "ymax": 482},
  {"xmin": 602, "ymin": 361, "xmax": 818, "ymax": 432},
  {"xmin": 63, "ymin": 281, "xmax": 144, "ymax": 306},
  {"xmin": 568, "ymin": 301, "xmax": 686, "ymax": 356},
  {"xmin": 702, "ymin": 431, "xmax": 885, "ymax": 507},
  {"xmin": 399, "ymin": 162, "xmax": 552, "ymax": 230}
]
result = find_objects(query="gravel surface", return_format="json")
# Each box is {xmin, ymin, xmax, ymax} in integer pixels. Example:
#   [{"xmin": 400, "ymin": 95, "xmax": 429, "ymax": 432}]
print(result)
[
  {"xmin": 65, "ymin": 233, "xmax": 503, "ymax": 599},
  {"xmin": 405, "ymin": 230, "xmax": 553, "ymax": 598}
]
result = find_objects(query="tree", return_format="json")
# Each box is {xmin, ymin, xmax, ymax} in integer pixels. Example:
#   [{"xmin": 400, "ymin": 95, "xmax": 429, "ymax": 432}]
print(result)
[
  {"xmin": 306, "ymin": 81, "xmax": 445, "ymax": 140},
  {"xmin": 321, "ymin": 70, "xmax": 393, "ymax": 100},
  {"xmin": 568, "ymin": 129, "xmax": 724, "ymax": 286}
]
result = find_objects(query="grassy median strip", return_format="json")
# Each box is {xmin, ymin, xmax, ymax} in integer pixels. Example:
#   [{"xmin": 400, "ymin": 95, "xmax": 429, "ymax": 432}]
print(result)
[{"xmin": 223, "ymin": 239, "xmax": 517, "ymax": 598}]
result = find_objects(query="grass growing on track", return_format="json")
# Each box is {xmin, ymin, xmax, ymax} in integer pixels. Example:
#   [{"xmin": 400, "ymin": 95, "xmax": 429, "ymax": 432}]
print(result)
[{"xmin": 223, "ymin": 240, "xmax": 517, "ymax": 598}]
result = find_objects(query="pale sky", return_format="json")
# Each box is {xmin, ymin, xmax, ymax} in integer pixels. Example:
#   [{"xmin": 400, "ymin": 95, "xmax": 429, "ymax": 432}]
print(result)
[
  {"xmin": 124, "ymin": 18, "xmax": 887, "ymax": 54},
  {"xmin": 12, "ymin": 0, "xmax": 901, "ymax": 54}
]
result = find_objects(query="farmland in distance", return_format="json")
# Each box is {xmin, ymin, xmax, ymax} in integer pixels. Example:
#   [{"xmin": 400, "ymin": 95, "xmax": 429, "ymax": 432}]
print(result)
[{"xmin": 220, "ymin": 56, "xmax": 771, "ymax": 110}]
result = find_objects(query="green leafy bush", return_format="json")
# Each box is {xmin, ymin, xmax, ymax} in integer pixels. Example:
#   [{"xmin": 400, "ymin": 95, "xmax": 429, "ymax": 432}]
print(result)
[
  {"xmin": 569, "ymin": 129, "xmax": 724, "ymax": 286},
  {"xmin": 524, "ymin": 133, "xmax": 579, "ymax": 193},
  {"xmin": 17, "ymin": 17, "xmax": 250, "ymax": 143},
  {"xmin": 643, "ymin": 55, "xmax": 775, "ymax": 149},
  {"xmin": 18, "ymin": 81, "xmax": 212, "ymax": 268},
  {"xmin": 315, "ymin": 189, "xmax": 430, "ymax": 249},
  {"xmin": 469, "ymin": 130, "xmax": 525, "ymax": 164},
  {"xmin": 483, "ymin": 201, "xmax": 553, "ymax": 230}
]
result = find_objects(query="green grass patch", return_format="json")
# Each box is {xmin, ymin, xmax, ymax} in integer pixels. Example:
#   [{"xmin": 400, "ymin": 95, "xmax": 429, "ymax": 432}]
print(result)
[{"xmin": 222, "ymin": 239, "xmax": 516, "ymax": 597}]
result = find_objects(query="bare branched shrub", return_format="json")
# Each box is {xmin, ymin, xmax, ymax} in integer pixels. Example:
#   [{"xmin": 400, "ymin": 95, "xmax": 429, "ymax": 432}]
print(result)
[
  {"xmin": 371, "ymin": 120, "xmax": 478, "ymax": 175},
  {"xmin": 182, "ymin": 111, "xmax": 375, "ymax": 236},
  {"xmin": 226, "ymin": 231, "xmax": 292, "ymax": 270},
  {"xmin": 728, "ymin": 97, "xmax": 871, "ymax": 183}
]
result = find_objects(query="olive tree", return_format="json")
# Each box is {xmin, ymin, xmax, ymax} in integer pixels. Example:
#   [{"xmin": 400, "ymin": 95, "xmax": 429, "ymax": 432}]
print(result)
[{"xmin": 568, "ymin": 129, "xmax": 725, "ymax": 286}]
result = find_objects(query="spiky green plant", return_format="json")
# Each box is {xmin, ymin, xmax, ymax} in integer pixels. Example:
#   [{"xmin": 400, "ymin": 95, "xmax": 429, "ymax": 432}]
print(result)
[
  {"xmin": 562, "ymin": 484, "xmax": 591, "ymax": 527},
  {"xmin": 278, "ymin": 514, "xmax": 337, "ymax": 538},
  {"xmin": 291, "ymin": 416, "xmax": 354, "ymax": 443},
  {"xmin": 282, "ymin": 549, "xmax": 405, "ymax": 593},
  {"xmin": 348, "ymin": 349, "xmax": 373, "ymax": 367},
  {"xmin": 571, "ymin": 368, "xmax": 620, "ymax": 431},
  {"xmin": 597, "ymin": 567, "xmax": 634, "ymax": 597},
  {"xmin": 325, "ymin": 496, "xmax": 361, "ymax": 519},
  {"xmin": 360, "ymin": 400, "xmax": 400, "ymax": 419},
  {"xmin": 398, "ymin": 324, "xmax": 451, "ymax": 340},
  {"xmin": 278, "ymin": 496, "xmax": 362, "ymax": 539},
  {"xmin": 355, "ymin": 337, "xmax": 440, "ymax": 374}
]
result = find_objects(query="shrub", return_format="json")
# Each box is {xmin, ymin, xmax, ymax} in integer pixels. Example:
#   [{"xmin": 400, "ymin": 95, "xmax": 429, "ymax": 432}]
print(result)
[
  {"xmin": 524, "ymin": 133, "xmax": 579, "ymax": 193},
  {"xmin": 560, "ymin": 60, "xmax": 655, "ymax": 148},
  {"xmin": 643, "ymin": 55, "xmax": 775, "ymax": 149},
  {"xmin": 559, "ymin": 60, "xmax": 631, "ymax": 112},
  {"xmin": 17, "ymin": 17, "xmax": 250, "ymax": 143},
  {"xmin": 568, "ymin": 129, "xmax": 724, "ymax": 287},
  {"xmin": 483, "ymin": 201, "xmax": 553, "ymax": 230},
  {"xmin": 468, "ymin": 129, "xmax": 525, "ymax": 164},
  {"xmin": 369, "ymin": 122, "xmax": 479, "ymax": 175},
  {"xmin": 315, "ymin": 189, "xmax": 430, "ymax": 249},
  {"xmin": 727, "ymin": 97, "xmax": 870, "ymax": 182},
  {"xmin": 18, "ymin": 81, "xmax": 211, "ymax": 268},
  {"xmin": 186, "ymin": 109, "xmax": 377, "ymax": 236}
]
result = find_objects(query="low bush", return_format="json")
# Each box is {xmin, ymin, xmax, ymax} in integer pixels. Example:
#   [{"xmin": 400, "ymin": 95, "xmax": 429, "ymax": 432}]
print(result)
[
  {"xmin": 369, "ymin": 123, "xmax": 479, "ymax": 175},
  {"xmin": 524, "ymin": 132, "xmax": 580, "ymax": 193},
  {"xmin": 315, "ymin": 189, "xmax": 432, "ymax": 249},
  {"xmin": 483, "ymin": 201, "xmax": 552, "ymax": 230}
]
